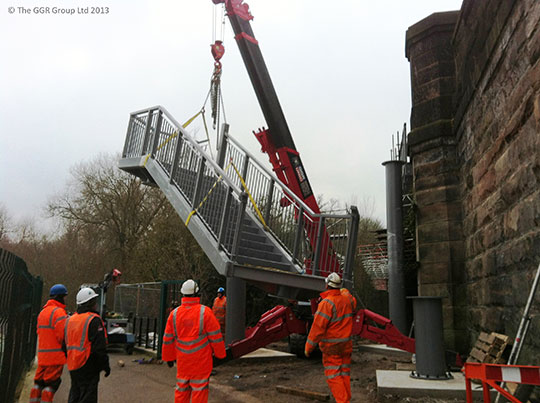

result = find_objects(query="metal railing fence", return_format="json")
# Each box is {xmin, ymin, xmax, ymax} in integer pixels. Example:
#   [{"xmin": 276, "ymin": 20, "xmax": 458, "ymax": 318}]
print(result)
[
  {"xmin": 0, "ymin": 248, "xmax": 43, "ymax": 403},
  {"xmin": 122, "ymin": 106, "xmax": 359, "ymax": 279},
  {"xmin": 157, "ymin": 280, "xmax": 184, "ymax": 359},
  {"xmin": 132, "ymin": 316, "xmax": 159, "ymax": 351}
]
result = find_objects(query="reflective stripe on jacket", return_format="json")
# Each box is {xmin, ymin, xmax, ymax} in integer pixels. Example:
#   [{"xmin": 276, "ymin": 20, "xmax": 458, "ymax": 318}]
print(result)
[
  {"xmin": 65, "ymin": 312, "xmax": 106, "ymax": 371},
  {"xmin": 37, "ymin": 299, "xmax": 68, "ymax": 366},
  {"xmin": 162, "ymin": 297, "xmax": 226, "ymax": 376},
  {"xmin": 212, "ymin": 296, "xmax": 226, "ymax": 325},
  {"xmin": 306, "ymin": 288, "xmax": 357, "ymax": 355}
]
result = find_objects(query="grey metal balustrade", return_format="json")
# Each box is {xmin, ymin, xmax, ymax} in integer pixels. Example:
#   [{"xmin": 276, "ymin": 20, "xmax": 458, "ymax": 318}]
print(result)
[{"xmin": 121, "ymin": 105, "xmax": 359, "ymax": 283}]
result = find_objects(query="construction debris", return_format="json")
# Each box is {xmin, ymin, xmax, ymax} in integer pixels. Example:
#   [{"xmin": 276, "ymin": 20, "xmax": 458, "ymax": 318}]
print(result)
[
  {"xmin": 275, "ymin": 385, "xmax": 330, "ymax": 401},
  {"xmin": 467, "ymin": 332, "xmax": 509, "ymax": 364},
  {"xmin": 117, "ymin": 360, "xmax": 125, "ymax": 367}
]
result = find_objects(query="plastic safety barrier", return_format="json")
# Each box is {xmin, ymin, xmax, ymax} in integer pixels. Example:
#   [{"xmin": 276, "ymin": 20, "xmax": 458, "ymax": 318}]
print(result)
[{"xmin": 463, "ymin": 362, "xmax": 540, "ymax": 402}]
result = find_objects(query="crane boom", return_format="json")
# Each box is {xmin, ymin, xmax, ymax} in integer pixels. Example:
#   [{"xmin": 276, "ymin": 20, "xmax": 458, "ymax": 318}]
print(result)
[{"xmin": 211, "ymin": 0, "xmax": 320, "ymax": 213}]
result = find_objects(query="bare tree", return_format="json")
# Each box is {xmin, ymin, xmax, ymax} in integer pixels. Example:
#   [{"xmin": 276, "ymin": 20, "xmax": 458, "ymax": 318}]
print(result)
[
  {"xmin": 0, "ymin": 203, "xmax": 11, "ymax": 242},
  {"xmin": 48, "ymin": 153, "xmax": 168, "ymax": 272}
]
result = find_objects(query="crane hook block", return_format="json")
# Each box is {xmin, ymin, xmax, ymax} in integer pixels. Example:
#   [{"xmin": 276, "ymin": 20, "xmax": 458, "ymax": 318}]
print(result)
[{"xmin": 211, "ymin": 40, "xmax": 225, "ymax": 62}]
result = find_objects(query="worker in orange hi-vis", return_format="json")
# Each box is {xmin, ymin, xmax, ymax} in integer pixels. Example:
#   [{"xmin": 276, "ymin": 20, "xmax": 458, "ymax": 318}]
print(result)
[
  {"xmin": 212, "ymin": 287, "xmax": 226, "ymax": 334},
  {"xmin": 304, "ymin": 273, "xmax": 357, "ymax": 403},
  {"xmin": 162, "ymin": 279, "xmax": 226, "ymax": 403},
  {"xmin": 30, "ymin": 284, "xmax": 69, "ymax": 403},
  {"xmin": 64, "ymin": 287, "xmax": 110, "ymax": 403}
]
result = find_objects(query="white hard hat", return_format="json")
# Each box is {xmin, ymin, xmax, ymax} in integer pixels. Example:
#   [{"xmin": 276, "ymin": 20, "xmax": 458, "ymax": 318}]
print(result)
[
  {"xmin": 325, "ymin": 272, "xmax": 342, "ymax": 288},
  {"xmin": 76, "ymin": 287, "xmax": 99, "ymax": 305},
  {"xmin": 181, "ymin": 279, "xmax": 199, "ymax": 296}
]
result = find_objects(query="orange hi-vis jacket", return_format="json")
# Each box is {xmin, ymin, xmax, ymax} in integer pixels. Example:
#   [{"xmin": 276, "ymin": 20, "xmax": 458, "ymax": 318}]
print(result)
[
  {"xmin": 65, "ymin": 312, "xmax": 107, "ymax": 371},
  {"xmin": 37, "ymin": 299, "xmax": 68, "ymax": 366},
  {"xmin": 212, "ymin": 296, "xmax": 226, "ymax": 326},
  {"xmin": 306, "ymin": 288, "xmax": 357, "ymax": 356},
  {"xmin": 162, "ymin": 297, "xmax": 226, "ymax": 375}
]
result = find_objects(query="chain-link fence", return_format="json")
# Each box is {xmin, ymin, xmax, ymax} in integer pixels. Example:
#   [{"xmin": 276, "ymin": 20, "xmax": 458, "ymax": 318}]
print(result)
[
  {"xmin": 113, "ymin": 282, "xmax": 162, "ymax": 351},
  {"xmin": 113, "ymin": 282, "xmax": 161, "ymax": 319},
  {"xmin": 0, "ymin": 248, "xmax": 43, "ymax": 403}
]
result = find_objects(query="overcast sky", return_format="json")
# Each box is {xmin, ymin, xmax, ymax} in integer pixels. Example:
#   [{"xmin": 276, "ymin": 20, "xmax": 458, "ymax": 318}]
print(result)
[{"xmin": 1, "ymin": 0, "xmax": 463, "ymax": 233}]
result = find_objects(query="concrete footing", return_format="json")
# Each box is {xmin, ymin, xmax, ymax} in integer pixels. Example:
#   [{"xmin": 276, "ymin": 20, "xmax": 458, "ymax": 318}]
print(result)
[
  {"xmin": 241, "ymin": 348, "xmax": 294, "ymax": 359},
  {"xmin": 356, "ymin": 344, "xmax": 413, "ymax": 360},
  {"xmin": 376, "ymin": 370, "xmax": 496, "ymax": 400}
]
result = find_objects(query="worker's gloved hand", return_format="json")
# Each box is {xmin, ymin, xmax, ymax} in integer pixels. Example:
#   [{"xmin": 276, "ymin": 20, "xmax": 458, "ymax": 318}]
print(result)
[
  {"xmin": 104, "ymin": 366, "xmax": 111, "ymax": 377},
  {"xmin": 304, "ymin": 348, "xmax": 310, "ymax": 358},
  {"xmin": 167, "ymin": 361, "xmax": 175, "ymax": 368}
]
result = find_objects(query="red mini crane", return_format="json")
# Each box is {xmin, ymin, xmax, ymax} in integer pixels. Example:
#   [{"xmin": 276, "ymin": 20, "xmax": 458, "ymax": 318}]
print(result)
[{"xmin": 207, "ymin": 0, "xmax": 463, "ymax": 367}]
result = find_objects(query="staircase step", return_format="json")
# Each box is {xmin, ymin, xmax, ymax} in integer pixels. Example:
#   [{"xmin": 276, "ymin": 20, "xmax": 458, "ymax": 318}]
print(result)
[
  {"xmin": 241, "ymin": 224, "xmax": 262, "ymax": 235},
  {"xmin": 238, "ymin": 246, "xmax": 284, "ymax": 263},
  {"xmin": 239, "ymin": 239, "xmax": 275, "ymax": 253},
  {"xmin": 236, "ymin": 255, "xmax": 292, "ymax": 272},
  {"xmin": 240, "ymin": 231, "xmax": 267, "ymax": 244},
  {"xmin": 242, "ymin": 217, "xmax": 257, "ymax": 226}
]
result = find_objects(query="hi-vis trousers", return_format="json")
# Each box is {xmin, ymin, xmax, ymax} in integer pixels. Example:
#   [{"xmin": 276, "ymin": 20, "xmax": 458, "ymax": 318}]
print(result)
[
  {"xmin": 323, "ymin": 353, "xmax": 352, "ymax": 403},
  {"xmin": 175, "ymin": 374, "xmax": 211, "ymax": 403}
]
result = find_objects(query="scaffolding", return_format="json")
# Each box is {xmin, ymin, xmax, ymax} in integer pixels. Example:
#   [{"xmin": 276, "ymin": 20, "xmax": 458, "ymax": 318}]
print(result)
[{"xmin": 358, "ymin": 242, "xmax": 388, "ymax": 290}]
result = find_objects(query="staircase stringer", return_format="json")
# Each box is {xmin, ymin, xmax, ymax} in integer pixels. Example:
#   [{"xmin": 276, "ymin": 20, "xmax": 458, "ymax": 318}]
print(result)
[{"xmin": 129, "ymin": 156, "xmax": 232, "ymax": 275}]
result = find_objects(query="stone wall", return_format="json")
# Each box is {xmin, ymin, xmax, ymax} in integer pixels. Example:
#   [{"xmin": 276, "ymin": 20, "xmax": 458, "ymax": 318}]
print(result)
[
  {"xmin": 406, "ymin": 0, "xmax": 540, "ymax": 355},
  {"xmin": 406, "ymin": 11, "xmax": 465, "ymax": 350},
  {"xmin": 454, "ymin": 0, "xmax": 540, "ymax": 357}
]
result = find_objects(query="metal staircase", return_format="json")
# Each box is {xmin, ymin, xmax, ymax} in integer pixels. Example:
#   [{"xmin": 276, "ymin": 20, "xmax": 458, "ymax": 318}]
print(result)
[{"xmin": 119, "ymin": 106, "xmax": 359, "ymax": 299}]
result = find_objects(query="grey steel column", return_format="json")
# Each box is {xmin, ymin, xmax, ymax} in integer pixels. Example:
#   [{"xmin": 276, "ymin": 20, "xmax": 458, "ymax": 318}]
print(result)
[
  {"xmin": 225, "ymin": 276, "xmax": 246, "ymax": 345},
  {"xmin": 409, "ymin": 296, "xmax": 451, "ymax": 380},
  {"xmin": 382, "ymin": 160, "xmax": 407, "ymax": 334}
]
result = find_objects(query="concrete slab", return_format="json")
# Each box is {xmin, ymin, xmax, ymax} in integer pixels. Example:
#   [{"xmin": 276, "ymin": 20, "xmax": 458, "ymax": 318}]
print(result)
[
  {"xmin": 376, "ymin": 370, "xmax": 496, "ymax": 400},
  {"xmin": 241, "ymin": 348, "xmax": 295, "ymax": 359},
  {"xmin": 357, "ymin": 344, "xmax": 413, "ymax": 360}
]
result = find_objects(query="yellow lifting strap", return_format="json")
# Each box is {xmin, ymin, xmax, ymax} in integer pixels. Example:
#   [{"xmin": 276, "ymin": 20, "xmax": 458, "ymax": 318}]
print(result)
[
  {"xmin": 142, "ymin": 110, "xmax": 204, "ymax": 167},
  {"xmin": 229, "ymin": 160, "xmax": 267, "ymax": 229},
  {"xmin": 182, "ymin": 110, "xmax": 203, "ymax": 128},
  {"xmin": 185, "ymin": 158, "xmax": 268, "ymax": 230}
]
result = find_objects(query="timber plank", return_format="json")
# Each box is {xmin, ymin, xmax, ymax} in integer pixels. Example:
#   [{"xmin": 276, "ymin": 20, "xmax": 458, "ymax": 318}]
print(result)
[{"xmin": 276, "ymin": 385, "xmax": 330, "ymax": 401}]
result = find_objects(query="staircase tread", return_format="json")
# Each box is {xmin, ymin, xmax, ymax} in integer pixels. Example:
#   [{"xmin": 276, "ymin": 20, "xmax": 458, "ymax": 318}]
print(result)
[
  {"xmin": 239, "ymin": 240, "xmax": 275, "ymax": 252},
  {"xmin": 238, "ymin": 247, "xmax": 285, "ymax": 262},
  {"xmin": 236, "ymin": 255, "xmax": 292, "ymax": 271}
]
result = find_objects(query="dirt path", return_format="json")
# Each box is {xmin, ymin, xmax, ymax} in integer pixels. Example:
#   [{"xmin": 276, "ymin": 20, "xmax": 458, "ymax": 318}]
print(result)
[
  {"xmin": 209, "ymin": 341, "xmax": 464, "ymax": 403},
  {"xmin": 18, "ymin": 343, "xmax": 464, "ymax": 402},
  {"xmin": 18, "ymin": 351, "xmax": 262, "ymax": 403}
]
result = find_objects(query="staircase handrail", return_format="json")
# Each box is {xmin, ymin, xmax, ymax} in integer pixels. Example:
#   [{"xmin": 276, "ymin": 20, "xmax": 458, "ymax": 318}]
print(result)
[
  {"xmin": 124, "ymin": 105, "xmax": 353, "ymax": 222},
  {"xmin": 225, "ymin": 134, "xmax": 323, "ymax": 219}
]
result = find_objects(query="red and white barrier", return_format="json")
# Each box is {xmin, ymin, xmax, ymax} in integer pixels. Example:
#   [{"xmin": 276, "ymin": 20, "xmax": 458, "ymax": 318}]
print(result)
[{"xmin": 464, "ymin": 362, "xmax": 540, "ymax": 403}]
